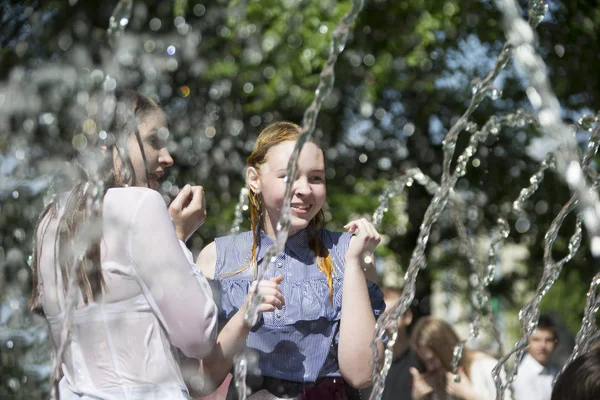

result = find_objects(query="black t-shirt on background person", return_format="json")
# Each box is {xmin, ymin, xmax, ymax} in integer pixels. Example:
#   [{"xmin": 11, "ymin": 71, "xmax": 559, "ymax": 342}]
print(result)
[
  {"xmin": 349, "ymin": 347, "xmax": 424, "ymax": 400},
  {"xmin": 382, "ymin": 348, "xmax": 423, "ymax": 400}
]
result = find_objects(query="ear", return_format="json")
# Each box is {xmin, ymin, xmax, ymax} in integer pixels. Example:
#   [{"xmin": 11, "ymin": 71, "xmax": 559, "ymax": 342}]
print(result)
[{"xmin": 246, "ymin": 166, "xmax": 261, "ymax": 195}]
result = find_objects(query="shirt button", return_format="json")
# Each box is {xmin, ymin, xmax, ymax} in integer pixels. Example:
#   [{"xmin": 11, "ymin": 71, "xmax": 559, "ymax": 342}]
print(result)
[
  {"xmin": 277, "ymin": 262, "xmax": 283, "ymax": 268},
  {"xmin": 276, "ymin": 313, "xmax": 281, "ymax": 319}
]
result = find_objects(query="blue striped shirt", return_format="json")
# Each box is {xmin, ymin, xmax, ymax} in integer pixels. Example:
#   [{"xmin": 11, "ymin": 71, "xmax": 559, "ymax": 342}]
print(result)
[{"xmin": 212, "ymin": 228, "xmax": 385, "ymax": 383}]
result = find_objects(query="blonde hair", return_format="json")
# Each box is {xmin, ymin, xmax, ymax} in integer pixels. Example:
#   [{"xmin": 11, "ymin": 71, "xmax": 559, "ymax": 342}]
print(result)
[
  {"xmin": 411, "ymin": 317, "xmax": 476, "ymax": 379},
  {"xmin": 221, "ymin": 121, "xmax": 336, "ymax": 304}
]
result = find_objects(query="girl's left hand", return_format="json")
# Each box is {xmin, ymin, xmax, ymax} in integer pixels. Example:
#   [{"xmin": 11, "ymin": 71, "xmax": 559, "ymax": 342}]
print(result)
[
  {"xmin": 343, "ymin": 218, "xmax": 381, "ymax": 265},
  {"xmin": 445, "ymin": 368, "xmax": 478, "ymax": 400}
]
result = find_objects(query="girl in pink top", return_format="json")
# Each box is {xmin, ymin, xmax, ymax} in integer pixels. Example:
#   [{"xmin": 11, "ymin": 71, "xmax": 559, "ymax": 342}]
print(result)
[{"xmin": 29, "ymin": 90, "xmax": 217, "ymax": 399}]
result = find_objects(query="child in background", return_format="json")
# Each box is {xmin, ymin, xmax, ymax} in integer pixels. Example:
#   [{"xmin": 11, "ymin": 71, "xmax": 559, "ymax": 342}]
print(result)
[{"xmin": 410, "ymin": 317, "xmax": 510, "ymax": 400}]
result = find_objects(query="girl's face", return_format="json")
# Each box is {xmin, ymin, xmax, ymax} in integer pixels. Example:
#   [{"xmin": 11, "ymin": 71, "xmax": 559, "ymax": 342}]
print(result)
[
  {"xmin": 251, "ymin": 140, "xmax": 326, "ymax": 237},
  {"xmin": 416, "ymin": 346, "xmax": 443, "ymax": 374},
  {"xmin": 122, "ymin": 110, "xmax": 173, "ymax": 189}
]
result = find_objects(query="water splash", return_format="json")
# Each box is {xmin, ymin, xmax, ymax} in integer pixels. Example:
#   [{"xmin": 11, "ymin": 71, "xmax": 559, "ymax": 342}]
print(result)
[
  {"xmin": 491, "ymin": 0, "xmax": 600, "ymax": 396},
  {"xmin": 372, "ymin": 168, "xmax": 437, "ymax": 227},
  {"xmin": 556, "ymin": 269, "xmax": 600, "ymax": 380},
  {"xmin": 496, "ymin": 0, "xmax": 600, "ymax": 256},
  {"xmin": 490, "ymin": 153, "xmax": 588, "ymax": 397},
  {"xmin": 491, "ymin": 165, "xmax": 592, "ymax": 398},
  {"xmin": 369, "ymin": 109, "xmax": 536, "ymax": 399},
  {"xmin": 47, "ymin": 3, "xmax": 132, "ymax": 399},
  {"xmin": 106, "ymin": 0, "xmax": 133, "ymax": 47},
  {"xmin": 552, "ymin": 122, "xmax": 600, "ymax": 379},
  {"xmin": 513, "ymin": 153, "xmax": 556, "ymax": 215},
  {"xmin": 49, "ymin": 253, "xmax": 79, "ymax": 400},
  {"xmin": 449, "ymin": 119, "xmax": 544, "ymax": 380},
  {"xmin": 449, "ymin": 153, "xmax": 555, "ymax": 386},
  {"xmin": 233, "ymin": 1, "xmax": 366, "ymax": 397},
  {"xmin": 230, "ymin": 186, "xmax": 249, "ymax": 234}
]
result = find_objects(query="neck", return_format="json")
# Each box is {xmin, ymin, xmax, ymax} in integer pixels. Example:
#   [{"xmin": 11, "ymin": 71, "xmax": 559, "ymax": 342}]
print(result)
[{"xmin": 262, "ymin": 212, "xmax": 300, "ymax": 239}]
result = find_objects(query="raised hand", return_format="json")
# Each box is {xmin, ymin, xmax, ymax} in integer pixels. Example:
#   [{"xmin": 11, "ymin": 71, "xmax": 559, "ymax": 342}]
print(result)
[
  {"xmin": 343, "ymin": 218, "xmax": 381, "ymax": 265},
  {"xmin": 410, "ymin": 367, "xmax": 435, "ymax": 400},
  {"xmin": 241, "ymin": 275, "xmax": 285, "ymax": 326},
  {"xmin": 445, "ymin": 368, "xmax": 478, "ymax": 400},
  {"xmin": 169, "ymin": 184, "xmax": 207, "ymax": 242}
]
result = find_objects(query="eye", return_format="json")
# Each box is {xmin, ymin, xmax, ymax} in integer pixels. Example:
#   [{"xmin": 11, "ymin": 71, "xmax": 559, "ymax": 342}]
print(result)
[
  {"xmin": 310, "ymin": 175, "xmax": 324, "ymax": 182},
  {"xmin": 148, "ymin": 135, "xmax": 164, "ymax": 149}
]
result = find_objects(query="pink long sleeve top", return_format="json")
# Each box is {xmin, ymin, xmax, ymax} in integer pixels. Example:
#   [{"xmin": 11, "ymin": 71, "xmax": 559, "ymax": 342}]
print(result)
[{"xmin": 34, "ymin": 187, "xmax": 217, "ymax": 399}]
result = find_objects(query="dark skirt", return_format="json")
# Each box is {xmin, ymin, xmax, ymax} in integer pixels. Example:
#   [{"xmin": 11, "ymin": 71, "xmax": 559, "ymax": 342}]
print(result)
[{"xmin": 226, "ymin": 376, "xmax": 348, "ymax": 400}]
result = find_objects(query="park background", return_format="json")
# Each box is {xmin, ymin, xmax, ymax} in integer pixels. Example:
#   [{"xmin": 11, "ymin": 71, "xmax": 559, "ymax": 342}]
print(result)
[{"xmin": 1, "ymin": 0, "xmax": 600, "ymax": 397}]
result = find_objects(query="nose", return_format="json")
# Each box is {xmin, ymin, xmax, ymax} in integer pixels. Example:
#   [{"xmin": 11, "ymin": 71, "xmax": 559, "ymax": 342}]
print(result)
[
  {"xmin": 293, "ymin": 176, "xmax": 311, "ymax": 196},
  {"xmin": 160, "ymin": 147, "xmax": 174, "ymax": 168}
]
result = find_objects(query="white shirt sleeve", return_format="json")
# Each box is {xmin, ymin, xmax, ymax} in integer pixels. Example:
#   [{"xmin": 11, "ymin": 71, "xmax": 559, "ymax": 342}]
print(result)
[
  {"xmin": 470, "ymin": 354, "xmax": 513, "ymax": 400},
  {"xmin": 128, "ymin": 189, "xmax": 217, "ymax": 359}
]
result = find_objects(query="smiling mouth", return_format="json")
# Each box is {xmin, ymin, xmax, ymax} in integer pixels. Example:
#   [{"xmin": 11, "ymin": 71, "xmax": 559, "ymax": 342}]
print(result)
[{"xmin": 291, "ymin": 204, "xmax": 312, "ymax": 214}]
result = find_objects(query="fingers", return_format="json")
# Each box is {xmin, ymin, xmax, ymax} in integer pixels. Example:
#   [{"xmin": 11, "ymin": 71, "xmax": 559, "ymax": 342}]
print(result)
[
  {"xmin": 445, "ymin": 371, "xmax": 457, "ymax": 382},
  {"xmin": 261, "ymin": 294, "xmax": 284, "ymax": 309},
  {"xmin": 343, "ymin": 221, "xmax": 359, "ymax": 234},
  {"xmin": 409, "ymin": 367, "xmax": 421, "ymax": 379},
  {"xmin": 345, "ymin": 218, "xmax": 381, "ymax": 264},
  {"xmin": 190, "ymin": 185, "xmax": 205, "ymax": 206},
  {"xmin": 189, "ymin": 185, "xmax": 206, "ymax": 224},
  {"xmin": 169, "ymin": 184, "xmax": 192, "ymax": 212},
  {"xmin": 344, "ymin": 218, "xmax": 381, "ymax": 241},
  {"xmin": 247, "ymin": 278, "xmax": 285, "ymax": 310}
]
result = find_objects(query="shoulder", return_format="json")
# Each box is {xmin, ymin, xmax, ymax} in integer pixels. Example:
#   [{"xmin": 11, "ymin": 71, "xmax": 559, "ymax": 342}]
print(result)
[
  {"xmin": 104, "ymin": 187, "xmax": 165, "ymax": 215},
  {"xmin": 215, "ymin": 230, "xmax": 254, "ymax": 247},
  {"xmin": 469, "ymin": 352, "xmax": 499, "ymax": 376},
  {"xmin": 196, "ymin": 242, "xmax": 217, "ymax": 279},
  {"xmin": 212, "ymin": 231, "xmax": 254, "ymax": 278},
  {"xmin": 319, "ymin": 228, "xmax": 352, "ymax": 250},
  {"xmin": 213, "ymin": 231, "xmax": 254, "ymax": 256},
  {"xmin": 514, "ymin": 354, "xmax": 538, "ymax": 380}
]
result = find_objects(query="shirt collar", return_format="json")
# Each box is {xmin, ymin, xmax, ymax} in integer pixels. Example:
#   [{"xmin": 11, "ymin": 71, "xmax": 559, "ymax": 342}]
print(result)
[
  {"xmin": 256, "ymin": 228, "xmax": 313, "ymax": 265},
  {"xmin": 522, "ymin": 353, "xmax": 552, "ymax": 375}
]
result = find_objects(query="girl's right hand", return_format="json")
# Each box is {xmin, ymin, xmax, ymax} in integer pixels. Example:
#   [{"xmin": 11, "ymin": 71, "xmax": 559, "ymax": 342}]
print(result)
[
  {"xmin": 410, "ymin": 367, "xmax": 435, "ymax": 400},
  {"xmin": 169, "ymin": 184, "xmax": 207, "ymax": 242},
  {"xmin": 241, "ymin": 275, "xmax": 285, "ymax": 324}
]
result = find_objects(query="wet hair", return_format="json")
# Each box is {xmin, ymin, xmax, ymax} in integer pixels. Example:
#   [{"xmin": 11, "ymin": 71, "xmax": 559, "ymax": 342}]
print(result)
[
  {"xmin": 29, "ymin": 89, "xmax": 163, "ymax": 312},
  {"xmin": 411, "ymin": 317, "xmax": 476, "ymax": 379},
  {"xmin": 536, "ymin": 315, "xmax": 559, "ymax": 342},
  {"xmin": 551, "ymin": 348, "xmax": 600, "ymax": 400},
  {"xmin": 220, "ymin": 121, "xmax": 335, "ymax": 303}
]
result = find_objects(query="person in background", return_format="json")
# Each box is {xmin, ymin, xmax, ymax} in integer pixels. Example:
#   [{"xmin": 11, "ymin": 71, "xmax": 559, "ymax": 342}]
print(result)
[
  {"xmin": 409, "ymin": 317, "xmax": 510, "ymax": 400},
  {"xmin": 551, "ymin": 347, "xmax": 600, "ymax": 400},
  {"xmin": 379, "ymin": 287, "xmax": 427, "ymax": 400},
  {"xmin": 513, "ymin": 315, "xmax": 559, "ymax": 400},
  {"xmin": 30, "ymin": 89, "xmax": 217, "ymax": 399},
  {"xmin": 349, "ymin": 287, "xmax": 427, "ymax": 400}
]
